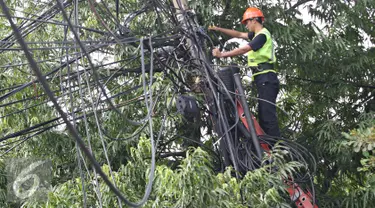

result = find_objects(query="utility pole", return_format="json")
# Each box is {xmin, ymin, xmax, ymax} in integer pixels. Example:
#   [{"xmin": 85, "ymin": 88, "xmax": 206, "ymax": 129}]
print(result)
[
  {"xmin": 171, "ymin": 0, "xmax": 241, "ymax": 176},
  {"xmin": 172, "ymin": 0, "xmax": 207, "ymax": 62}
]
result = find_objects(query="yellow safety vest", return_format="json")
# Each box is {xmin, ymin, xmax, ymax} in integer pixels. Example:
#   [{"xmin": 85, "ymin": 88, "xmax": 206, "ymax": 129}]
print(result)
[{"xmin": 248, "ymin": 28, "xmax": 277, "ymax": 78}]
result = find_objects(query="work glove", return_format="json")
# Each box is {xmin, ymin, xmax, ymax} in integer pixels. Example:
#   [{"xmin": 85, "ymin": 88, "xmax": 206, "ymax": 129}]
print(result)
[{"xmin": 208, "ymin": 25, "xmax": 219, "ymax": 31}]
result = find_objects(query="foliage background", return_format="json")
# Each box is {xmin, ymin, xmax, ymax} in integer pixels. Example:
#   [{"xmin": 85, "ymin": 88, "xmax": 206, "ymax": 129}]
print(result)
[{"xmin": 0, "ymin": 0, "xmax": 374, "ymax": 207}]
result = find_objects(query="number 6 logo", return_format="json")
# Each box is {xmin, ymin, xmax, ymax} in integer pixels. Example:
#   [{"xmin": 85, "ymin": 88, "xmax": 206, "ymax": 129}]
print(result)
[{"xmin": 12, "ymin": 160, "xmax": 45, "ymax": 199}]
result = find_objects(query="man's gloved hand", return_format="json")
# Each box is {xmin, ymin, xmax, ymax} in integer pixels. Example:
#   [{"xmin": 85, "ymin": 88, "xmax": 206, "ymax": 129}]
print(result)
[{"xmin": 208, "ymin": 25, "xmax": 219, "ymax": 31}]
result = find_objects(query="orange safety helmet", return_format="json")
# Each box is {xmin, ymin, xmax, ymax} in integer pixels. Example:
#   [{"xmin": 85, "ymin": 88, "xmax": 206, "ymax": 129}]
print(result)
[{"xmin": 241, "ymin": 7, "xmax": 264, "ymax": 24}]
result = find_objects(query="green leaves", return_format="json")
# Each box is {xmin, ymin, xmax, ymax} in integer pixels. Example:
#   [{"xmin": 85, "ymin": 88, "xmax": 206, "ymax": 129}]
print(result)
[
  {"xmin": 0, "ymin": 0, "xmax": 374, "ymax": 207},
  {"xmin": 342, "ymin": 119, "xmax": 375, "ymax": 153},
  {"xmin": 22, "ymin": 138, "xmax": 303, "ymax": 208},
  {"xmin": 342, "ymin": 115, "xmax": 375, "ymax": 176}
]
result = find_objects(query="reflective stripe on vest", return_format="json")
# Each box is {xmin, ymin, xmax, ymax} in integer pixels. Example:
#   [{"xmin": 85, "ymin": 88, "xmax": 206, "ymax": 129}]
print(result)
[
  {"xmin": 251, "ymin": 69, "xmax": 277, "ymax": 81},
  {"xmin": 247, "ymin": 28, "xmax": 276, "ymax": 67}
]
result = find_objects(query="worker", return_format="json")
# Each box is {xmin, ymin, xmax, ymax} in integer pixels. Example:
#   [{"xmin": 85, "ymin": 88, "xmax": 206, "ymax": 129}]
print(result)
[{"xmin": 209, "ymin": 7, "xmax": 281, "ymax": 137}]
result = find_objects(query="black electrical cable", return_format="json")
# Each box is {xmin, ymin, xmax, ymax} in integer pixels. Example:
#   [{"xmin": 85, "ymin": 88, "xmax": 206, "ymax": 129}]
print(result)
[
  {"xmin": 0, "ymin": 41, "xmax": 107, "ymax": 102},
  {"xmin": 175, "ymin": 5, "xmax": 243, "ymax": 179},
  {"xmin": 0, "ymin": 90, "xmax": 149, "ymax": 146},
  {"xmin": 0, "ymin": 0, "xmax": 76, "ymax": 52},
  {"xmin": 51, "ymin": 5, "xmax": 176, "ymax": 125},
  {"xmin": 0, "ymin": 2, "xmax": 144, "ymax": 203},
  {"xmin": 0, "ymin": 126, "xmax": 52, "ymax": 157},
  {"xmin": 116, "ymin": 0, "xmax": 119, "ymax": 21},
  {"xmin": 169, "ymin": 4, "xmax": 320, "ymax": 205},
  {"xmin": 1, "ymin": 85, "xmax": 147, "ymax": 144},
  {"xmin": 0, "ymin": 33, "xmax": 150, "ymax": 102},
  {"xmin": 0, "ymin": 69, "xmax": 141, "ymax": 119},
  {"xmin": 99, "ymin": 0, "xmax": 123, "ymax": 30},
  {"xmin": 0, "ymin": 66, "xmax": 139, "ymax": 110}
]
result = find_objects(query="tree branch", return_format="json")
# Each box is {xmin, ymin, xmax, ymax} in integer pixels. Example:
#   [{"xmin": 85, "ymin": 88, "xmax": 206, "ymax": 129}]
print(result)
[
  {"xmin": 160, "ymin": 151, "xmax": 186, "ymax": 158},
  {"xmin": 285, "ymin": 0, "xmax": 314, "ymax": 13}
]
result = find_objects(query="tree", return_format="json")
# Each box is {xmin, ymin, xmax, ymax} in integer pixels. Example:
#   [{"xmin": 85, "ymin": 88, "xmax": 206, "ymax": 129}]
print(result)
[{"xmin": 0, "ymin": 0, "xmax": 374, "ymax": 207}]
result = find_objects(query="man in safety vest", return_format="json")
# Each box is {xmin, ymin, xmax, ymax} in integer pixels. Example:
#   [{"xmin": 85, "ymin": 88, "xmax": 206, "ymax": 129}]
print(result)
[{"xmin": 209, "ymin": 7, "xmax": 280, "ymax": 138}]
